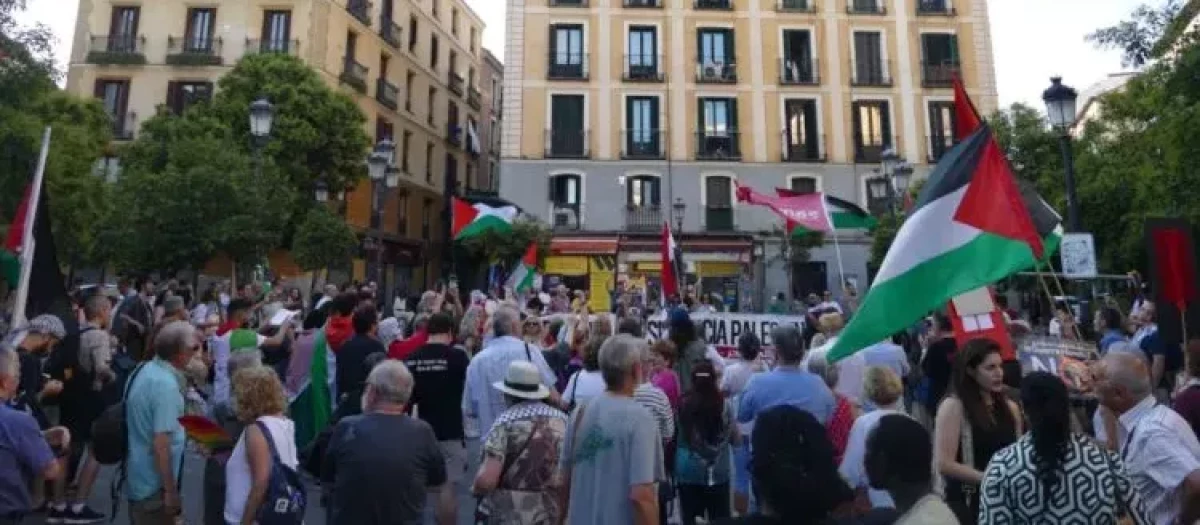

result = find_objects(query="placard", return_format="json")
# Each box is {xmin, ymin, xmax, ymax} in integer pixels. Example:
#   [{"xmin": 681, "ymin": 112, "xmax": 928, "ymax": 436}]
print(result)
[
  {"xmin": 1016, "ymin": 336, "xmax": 1097, "ymax": 395},
  {"xmin": 540, "ymin": 312, "xmax": 807, "ymax": 355},
  {"xmin": 1060, "ymin": 233, "xmax": 1098, "ymax": 279}
]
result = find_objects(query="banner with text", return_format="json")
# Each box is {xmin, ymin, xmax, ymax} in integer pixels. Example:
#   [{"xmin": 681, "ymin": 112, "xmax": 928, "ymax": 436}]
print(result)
[
  {"xmin": 1016, "ymin": 336, "xmax": 1098, "ymax": 396},
  {"xmin": 543, "ymin": 312, "xmax": 807, "ymax": 356}
]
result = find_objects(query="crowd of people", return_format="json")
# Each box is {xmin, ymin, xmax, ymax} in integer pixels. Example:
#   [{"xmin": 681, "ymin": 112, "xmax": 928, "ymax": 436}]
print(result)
[{"xmin": 0, "ymin": 275, "xmax": 1198, "ymax": 525}]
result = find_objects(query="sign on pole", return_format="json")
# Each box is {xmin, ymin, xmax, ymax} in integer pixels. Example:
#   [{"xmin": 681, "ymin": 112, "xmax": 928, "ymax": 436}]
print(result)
[{"xmin": 1060, "ymin": 232, "xmax": 1098, "ymax": 279}]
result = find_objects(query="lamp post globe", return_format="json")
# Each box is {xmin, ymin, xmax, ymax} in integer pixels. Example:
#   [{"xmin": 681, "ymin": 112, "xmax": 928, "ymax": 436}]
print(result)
[
  {"xmin": 673, "ymin": 197, "xmax": 686, "ymax": 231},
  {"xmin": 1041, "ymin": 76, "xmax": 1078, "ymax": 132},
  {"xmin": 868, "ymin": 176, "xmax": 890, "ymax": 201},
  {"xmin": 892, "ymin": 162, "xmax": 913, "ymax": 195},
  {"xmin": 375, "ymin": 138, "xmax": 396, "ymax": 166},
  {"xmin": 249, "ymin": 98, "xmax": 274, "ymax": 139},
  {"xmin": 367, "ymin": 151, "xmax": 388, "ymax": 181},
  {"xmin": 314, "ymin": 180, "xmax": 329, "ymax": 203},
  {"xmin": 385, "ymin": 167, "xmax": 400, "ymax": 189}
]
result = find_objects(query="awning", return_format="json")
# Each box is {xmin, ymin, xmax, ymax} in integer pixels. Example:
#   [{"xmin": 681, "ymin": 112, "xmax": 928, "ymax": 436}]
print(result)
[{"xmin": 551, "ymin": 237, "xmax": 619, "ymax": 255}]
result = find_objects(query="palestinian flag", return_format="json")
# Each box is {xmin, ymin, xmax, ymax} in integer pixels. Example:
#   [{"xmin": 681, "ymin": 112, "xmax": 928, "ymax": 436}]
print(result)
[
  {"xmin": 1, "ymin": 185, "xmax": 32, "ymax": 287},
  {"xmin": 776, "ymin": 189, "xmax": 878, "ymax": 231},
  {"xmin": 288, "ymin": 328, "xmax": 332, "ymax": 450},
  {"xmin": 506, "ymin": 242, "xmax": 538, "ymax": 293},
  {"xmin": 452, "ymin": 196, "xmax": 517, "ymax": 240},
  {"xmin": 2, "ymin": 183, "xmax": 70, "ymax": 322},
  {"xmin": 828, "ymin": 95, "xmax": 1052, "ymax": 362}
]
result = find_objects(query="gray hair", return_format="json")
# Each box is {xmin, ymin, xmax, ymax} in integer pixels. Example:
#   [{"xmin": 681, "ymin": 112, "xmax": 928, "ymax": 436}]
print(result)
[
  {"xmin": 492, "ymin": 306, "xmax": 520, "ymax": 337},
  {"xmin": 154, "ymin": 321, "xmax": 196, "ymax": 361},
  {"xmin": 0, "ymin": 349, "xmax": 18, "ymax": 378},
  {"xmin": 599, "ymin": 334, "xmax": 646, "ymax": 388},
  {"xmin": 366, "ymin": 360, "xmax": 414, "ymax": 405},
  {"xmin": 771, "ymin": 325, "xmax": 806, "ymax": 364},
  {"xmin": 1102, "ymin": 351, "xmax": 1152, "ymax": 399},
  {"xmin": 806, "ymin": 350, "xmax": 840, "ymax": 389},
  {"xmin": 228, "ymin": 350, "xmax": 263, "ymax": 377}
]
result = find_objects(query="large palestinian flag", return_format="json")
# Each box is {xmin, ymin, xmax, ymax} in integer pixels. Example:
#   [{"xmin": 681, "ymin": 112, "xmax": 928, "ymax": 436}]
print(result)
[
  {"xmin": 288, "ymin": 328, "xmax": 332, "ymax": 450},
  {"xmin": 2, "ymin": 183, "xmax": 70, "ymax": 322},
  {"xmin": 452, "ymin": 196, "xmax": 517, "ymax": 240},
  {"xmin": 828, "ymin": 119, "xmax": 1051, "ymax": 362}
]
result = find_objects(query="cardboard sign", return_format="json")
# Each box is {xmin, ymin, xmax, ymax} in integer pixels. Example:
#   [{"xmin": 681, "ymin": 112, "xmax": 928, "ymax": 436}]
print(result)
[{"xmin": 1016, "ymin": 336, "xmax": 1098, "ymax": 395}]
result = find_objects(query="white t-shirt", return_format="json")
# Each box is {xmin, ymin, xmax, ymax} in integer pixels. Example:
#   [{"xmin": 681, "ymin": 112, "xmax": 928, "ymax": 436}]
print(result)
[
  {"xmin": 224, "ymin": 415, "xmax": 299, "ymax": 523},
  {"xmin": 563, "ymin": 370, "xmax": 606, "ymax": 408}
]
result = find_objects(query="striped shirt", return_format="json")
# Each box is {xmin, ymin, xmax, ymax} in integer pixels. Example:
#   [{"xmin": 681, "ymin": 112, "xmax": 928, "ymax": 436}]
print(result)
[
  {"xmin": 1118, "ymin": 396, "xmax": 1200, "ymax": 525},
  {"xmin": 634, "ymin": 382, "xmax": 674, "ymax": 441}
]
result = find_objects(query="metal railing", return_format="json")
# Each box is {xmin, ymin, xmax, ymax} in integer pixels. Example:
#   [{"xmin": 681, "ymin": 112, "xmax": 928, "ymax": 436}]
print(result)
[
  {"xmin": 928, "ymin": 134, "xmax": 955, "ymax": 162},
  {"xmin": 545, "ymin": 129, "xmax": 590, "ymax": 158},
  {"xmin": 547, "ymin": 53, "xmax": 589, "ymax": 80},
  {"xmin": 376, "ymin": 78, "xmax": 399, "ymax": 109},
  {"xmin": 916, "ymin": 0, "xmax": 956, "ymax": 15},
  {"xmin": 621, "ymin": 130, "xmax": 665, "ymax": 159},
  {"xmin": 87, "ymin": 35, "xmax": 145, "ymax": 63},
  {"xmin": 695, "ymin": 61, "xmax": 737, "ymax": 83},
  {"xmin": 624, "ymin": 0, "xmax": 662, "ymax": 7},
  {"xmin": 245, "ymin": 38, "xmax": 299, "ymax": 55},
  {"xmin": 625, "ymin": 205, "xmax": 663, "ymax": 232},
  {"xmin": 347, "ymin": 0, "xmax": 372, "ymax": 25},
  {"xmin": 781, "ymin": 131, "xmax": 826, "ymax": 162},
  {"xmin": 340, "ymin": 57, "xmax": 369, "ymax": 92},
  {"xmin": 624, "ymin": 55, "xmax": 664, "ymax": 82},
  {"xmin": 695, "ymin": 0, "xmax": 732, "ymax": 9},
  {"xmin": 779, "ymin": 57, "xmax": 819, "ymax": 85},
  {"xmin": 705, "ymin": 207, "xmax": 735, "ymax": 232},
  {"xmin": 695, "ymin": 131, "xmax": 741, "ymax": 160},
  {"xmin": 855, "ymin": 139, "xmax": 896, "ymax": 163},
  {"xmin": 549, "ymin": 0, "xmax": 588, "ymax": 6},
  {"xmin": 921, "ymin": 60, "xmax": 959, "ymax": 87},
  {"xmin": 448, "ymin": 71, "xmax": 464, "ymax": 96},
  {"xmin": 166, "ymin": 36, "xmax": 222, "ymax": 65},
  {"xmin": 846, "ymin": 0, "xmax": 886, "ymax": 14},
  {"xmin": 381, "ymin": 20, "xmax": 402, "ymax": 48},
  {"xmin": 850, "ymin": 59, "xmax": 892, "ymax": 86},
  {"xmin": 467, "ymin": 86, "xmax": 482, "ymax": 110},
  {"xmin": 777, "ymin": 0, "xmax": 817, "ymax": 12},
  {"xmin": 109, "ymin": 112, "xmax": 135, "ymax": 141}
]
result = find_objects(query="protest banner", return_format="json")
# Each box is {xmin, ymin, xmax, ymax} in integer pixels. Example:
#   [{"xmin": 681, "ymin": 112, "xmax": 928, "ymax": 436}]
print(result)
[
  {"xmin": 540, "ymin": 312, "xmax": 807, "ymax": 356},
  {"xmin": 1016, "ymin": 336, "xmax": 1098, "ymax": 396}
]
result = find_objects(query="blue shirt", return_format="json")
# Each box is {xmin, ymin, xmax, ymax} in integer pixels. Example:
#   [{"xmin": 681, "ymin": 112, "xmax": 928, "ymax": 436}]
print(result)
[
  {"xmin": 0, "ymin": 404, "xmax": 54, "ymax": 514},
  {"xmin": 462, "ymin": 336, "xmax": 557, "ymax": 439},
  {"xmin": 1099, "ymin": 330, "xmax": 1127, "ymax": 353},
  {"xmin": 737, "ymin": 367, "xmax": 835, "ymax": 427},
  {"xmin": 125, "ymin": 358, "xmax": 186, "ymax": 502}
]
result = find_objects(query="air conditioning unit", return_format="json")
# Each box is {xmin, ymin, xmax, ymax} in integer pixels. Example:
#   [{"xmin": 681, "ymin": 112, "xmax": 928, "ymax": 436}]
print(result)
[{"xmin": 553, "ymin": 206, "xmax": 577, "ymax": 228}]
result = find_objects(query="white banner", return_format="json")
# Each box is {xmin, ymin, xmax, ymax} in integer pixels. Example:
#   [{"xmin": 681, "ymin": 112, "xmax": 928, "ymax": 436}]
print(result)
[{"xmin": 541, "ymin": 312, "xmax": 806, "ymax": 354}]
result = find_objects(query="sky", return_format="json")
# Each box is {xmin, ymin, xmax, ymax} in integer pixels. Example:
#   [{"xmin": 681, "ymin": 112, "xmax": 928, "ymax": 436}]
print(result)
[{"xmin": 17, "ymin": 0, "xmax": 1144, "ymax": 108}]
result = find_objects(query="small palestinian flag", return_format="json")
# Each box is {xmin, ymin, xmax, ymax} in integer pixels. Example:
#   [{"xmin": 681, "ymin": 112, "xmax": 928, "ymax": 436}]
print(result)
[
  {"xmin": 775, "ymin": 189, "xmax": 877, "ymax": 231},
  {"xmin": 452, "ymin": 196, "xmax": 517, "ymax": 240},
  {"xmin": 506, "ymin": 242, "xmax": 538, "ymax": 293}
]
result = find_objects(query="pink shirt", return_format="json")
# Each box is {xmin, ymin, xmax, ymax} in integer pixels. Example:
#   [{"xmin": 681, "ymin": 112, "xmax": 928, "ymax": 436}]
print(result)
[{"xmin": 652, "ymin": 369, "xmax": 681, "ymax": 411}]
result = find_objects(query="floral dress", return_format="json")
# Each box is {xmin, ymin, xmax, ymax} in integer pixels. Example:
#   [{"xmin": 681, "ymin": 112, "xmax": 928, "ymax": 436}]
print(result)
[{"xmin": 482, "ymin": 401, "xmax": 569, "ymax": 525}]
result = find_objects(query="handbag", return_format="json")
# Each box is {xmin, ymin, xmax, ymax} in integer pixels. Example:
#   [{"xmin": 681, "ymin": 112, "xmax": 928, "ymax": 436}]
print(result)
[{"xmin": 474, "ymin": 420, "xmax": 544, "ymax": 524}]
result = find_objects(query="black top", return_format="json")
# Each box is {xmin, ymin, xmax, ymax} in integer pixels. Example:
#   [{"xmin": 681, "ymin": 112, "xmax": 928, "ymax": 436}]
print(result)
[
  {"xmin": 922, "ymin": 338, "xmax": 956, "ymax": 412},
  {"xmin": 335, "ymin": 334, "xmax": 385, "ymax": 401},
  {"xmin": 403, "ymin": 343, "xmax": 469, "ymax": 441}
]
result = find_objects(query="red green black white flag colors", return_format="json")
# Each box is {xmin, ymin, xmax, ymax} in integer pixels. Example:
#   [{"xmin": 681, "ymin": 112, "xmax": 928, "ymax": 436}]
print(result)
[
  {"xmin": 660, "ymin": 223, "xmax": 683, "ymax": 302},
  {"xmin": 451, "ymin": 196, "xmax": 518, "ymax": 240},
  {"xmin": 3, "ymin": 127, "xmax": 70, "ymax": 325},
  {"xmin": 506, "ymin": 242, "xmax": 538, "ymax": 294}
]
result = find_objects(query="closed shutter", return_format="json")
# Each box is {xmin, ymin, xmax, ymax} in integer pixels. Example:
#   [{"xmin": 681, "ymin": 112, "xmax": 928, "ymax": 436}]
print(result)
[{"xmin": 165, "ymin": 81, "xmax": 180, "ymax": 114}]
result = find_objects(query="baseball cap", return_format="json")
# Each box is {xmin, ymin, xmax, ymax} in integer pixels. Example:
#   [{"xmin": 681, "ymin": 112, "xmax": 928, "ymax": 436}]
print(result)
[{"xmin": 28, "ymin": 314, "xmax": 66, "ymax": 339}]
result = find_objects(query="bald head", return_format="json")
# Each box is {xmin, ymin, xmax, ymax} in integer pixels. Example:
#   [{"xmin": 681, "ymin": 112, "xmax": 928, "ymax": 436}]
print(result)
[{"xmin": 1096, "ymin": 351, "xmax": 1152, "ymax": 413}]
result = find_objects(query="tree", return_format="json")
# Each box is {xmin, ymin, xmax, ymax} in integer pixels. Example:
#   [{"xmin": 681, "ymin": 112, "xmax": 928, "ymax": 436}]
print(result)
[
  {"xmin": 293, "ymin": 207, "xmax": 358, "ymax": 279},
  {"xmin": 458, "ymin": 219, "xmax": 553, "ymax": 265},
  {"xmin": 1086, "ymin": 0, "xmax": 1187, "ymax": 67}
]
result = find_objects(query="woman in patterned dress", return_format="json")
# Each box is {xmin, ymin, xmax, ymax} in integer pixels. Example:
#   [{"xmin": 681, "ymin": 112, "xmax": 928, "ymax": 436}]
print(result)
[{"xmin": 473, "ymin": 361, "xmax": 568, "ymax": 525}]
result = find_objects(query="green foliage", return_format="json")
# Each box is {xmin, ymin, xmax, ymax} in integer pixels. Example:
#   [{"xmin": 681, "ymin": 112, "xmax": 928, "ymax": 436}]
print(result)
[
  {"xmin": 458, "ymin": 219, "xmax": 552, "ymax": 264},
  {"xmin": 1087, "ymin": 0, "xmax": 1186, "ymax": 67},
  {"xmin": 293, "ymin": 207, "xmax": 359, "ymax": 272}
]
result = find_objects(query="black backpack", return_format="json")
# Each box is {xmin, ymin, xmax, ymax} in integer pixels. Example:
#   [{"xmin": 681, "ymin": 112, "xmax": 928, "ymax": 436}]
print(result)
[
  {"xmin": 253, "ymin": 421, "xmax": 307, "ymax": 525},
  {"xmin": 90, "ymin": 362, "xmax": 147, "ymax": 465}
]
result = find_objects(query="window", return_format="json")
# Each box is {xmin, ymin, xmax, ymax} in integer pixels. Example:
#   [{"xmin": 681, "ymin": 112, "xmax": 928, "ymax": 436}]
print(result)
[
  {"xmin": 451, "ymin": 8, "xmax": 459, "ymax": 36},
  {"xmin": 626, "ymin": 26, "xmax": 658, "ymax": 80},
  {"xmin": 491, "ymin": 78, "xmax": 501, "ymax": 112},
  {"xmin": 376, "ymin": 117, "xmax": 394, "ymax": 142},
  {"xmin": 626, "ymin": 175, "xmax": 660, "ymax": 207},
  {"xmin": 94, "ymin": 79, "xmax": 131, "ymax": 137},
  {"xmin": 422, "ymin": 199, "xmax": 432, "ymax": 238},
  {"xmin": 549, "ymin": 174, "xmax": 581, "ymax": 206},
  {"xmin": 397, "ymin": 192, "xmax": 409, "ymax": 235},
  {"xmin": 783, "ymin": 99, "xmax": 821, "ymax": 161},
  {"xmin": 852, "ymin": 100, "xmax": 892, "ymax": 162},
  {"xmin": 697, "ymin": 97, "xmax": 739, "ymax": 159},
  {"xmin": 432, "ymin": 0, "xmax": 440, "ymax": 18},
  {"xmin": 425, "ymin": 142, "xmax": 435, "ymax": 182},
  {"xmin": 401, "ymin": 130, "xmax": 413, "ymax": 171},
  {"xmin": 465, "ymin": 162, "xmax": 475, "ymax": 190},
  {"xmin": 108, "ymin": 6, "xmax": 140, "ymax": 51},
  {"xmin": 928, "ymin": 101, "xmax": 956, "ymax": 161},
  {"xmin": 184, "ymin": 8, "xmax": 216, "ymax": 52},
  {"xmin": 920, "ymin": 33, "xmax": 959, "ymax": 87},
  {"xmin": 790, "ymin": 176, "xmax": 818, "ymax": 194},
  {"xmin": 445, "ymin": 153, "xmax": 458, "ymax": 192},
  {"xmin": 780, "ymin": 29, "xmax": 815, "ymax": 84},
  {"xmin": 696, "ymin": 28, "xmax": 735, "ymax": 82},
  {"xmin": 470, "ymin": 28, "xmax": 477, "ymax": 54},
  {"xmin": 427, "ymin": 87, "xmax": 437, "ymax": 125},
  {"xmin": 852, "ymin": 32, "xmax": 888, "ymax": 86},
  {"xmin": 491, "ymin": 117, "xmax": 500, "ymax": 151},
  {"xmin": 431, "ymin": 35, "xmax": 440, "ymax": 69},
  {"xmin": 548, "ymin": 94, "xmax": 586, "ymax": 157},
  {"xmin": 165, "ymin": 81, "xmax": 213, "ymax": 115},
  {"xmin": 408, "ymin": 16, "xmax": 418, "ymax": 52},
  {"xmin": 380, "ymin": 54, "xmax": 390, "ymax": 78},
  {"xmin": 447, "ymin": 101, "xmax": 459, "ymax": 139},
  {"xmin": 468, "ymin": 67, "xmax": 475, "ymax": 88},
  {"xmin": 548, "ymin": 24, "xmax": 585, "ymax": 79},
  {"xmin": 624, "ymin": 96, "xmax": 661, "ymax": 158},
  {"xmin": 262, "ymin": 10, "xmax": 292, "ymax": 51},
  {"xmin": 705, "ymin": 175, "xmax": 734, "ymax": 231},
  {"xmin": 449, "ymin": 51, "xmax": 458, "ymax": 79},
  {"xmin": 345, "ymin": 32, "xmax": 358, "ymax": 60},
  {"xmin": 405, "ymin": 71, "xmax": 415, "ymax": 111},
  {"xmin": 489, "ymin": 163, "xmax": 499, "ymax": 191}
]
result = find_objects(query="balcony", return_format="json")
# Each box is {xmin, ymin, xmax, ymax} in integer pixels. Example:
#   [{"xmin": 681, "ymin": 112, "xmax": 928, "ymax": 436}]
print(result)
[
  {"xmin": 695, "ymin": 131, "xmax": 741, "ymax": 161},
  {"xmin": 855, "ymin": 139, "xmax": 895, "ymax": 163},
  {"xmin": 846, "ymin": 0, "xmax": 886, "ymax": 14},
  {"xmin": 549, "ymin": 0, "xmax": 588, "ymax": 5},
  {"xmin": 624, "ymin": 0, "xmax": 662, "ymax": 7},
  {"xmin": 781, "ymin": 132, "xmax": 826, "ymax": 162},
  {"xmin": 705, "ymin": 207, "xmax": 735, "ymax": 232},
  {"xmin": 850, "ymin": 59, "xmax": 892, "ymax": 87},
  {"xmin": 86, "ymin": 35, "xmax": 146, "ymax": 65},
  {"xmin": 376, "ymin": 78, "xmax": 399, "ymax": 109},
  {"xmin": 695, "ymin": 0, "xmax": 732, "ymax": 9},
  {"xmin": 347, "ymin": 0, "xmax": 372, "ymax": 26},
  {"xmin": 921, "ymin": 60, "xmax": 960, "ymax": 88},
  {"xmin": 916, "ymin": 0, "xmax": 956, "ymax": 15},
  {"xmin": 547, "ymin": 53, "xmax": 589, "ymax": 80},
  {"xmin": 779, "ymin": 57, "xmax": 819, "ymax": 85},
  {"xmin": 340, "ymin": 57, "xmax": 368, "ymax": 93},
  {"xmin": 109, "ymin": 112, "xmax": 135, "ymax": 141},
  {"xmin": 625, "ymin": 205, "xmax": 663, "ymax": 232},
  {"xmin": 695, "ymin": 61, "xmax": 737, "ymax": 83},
  {"xmin": 545, "ymin": 129, "xmax": 589, "ymax": 158},
  {"xmin": 467, "ymin": 86, "xmax": 482, "ymax": 110},
  {"xmin": 777, "ymin": 0, "xmax": 817, "ymax": 12},
  {"xmin": 448, "ymin": 71, "xmax": 464, "ymax": 96},
  {"xmin": 166, "ymin": 36, "xmax": 222, "ymax": 66},
  {"xmin": 381, "ymin": 20, "xmax": 402, "ymax": 48},
  {"xmin": 621, "ymin": 130, "xmax": 664, "ymax": 159},
  {"xmin": 244, "ymin": 38, "xmax": 299, "ymax": 56},
  {"xmin": 928, "ymin": 135, "xmax": 955, "ymax": 163},
  {"xmin": 624, "ymin": 55, "xmax": 664, "ymax": 82}
]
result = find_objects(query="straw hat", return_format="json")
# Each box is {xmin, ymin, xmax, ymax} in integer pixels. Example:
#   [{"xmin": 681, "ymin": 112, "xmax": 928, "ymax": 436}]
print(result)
[{"xmin": 492, "ymin": 361, "xmax": 550, "ymax": 400}]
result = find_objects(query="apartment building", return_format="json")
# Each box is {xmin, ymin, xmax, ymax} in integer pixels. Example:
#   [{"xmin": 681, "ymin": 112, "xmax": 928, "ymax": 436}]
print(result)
[
  {"xmin": 500, "ymin": 0, "xmax": 998, "ymax": 307},
  {"xmin": 66, "ymin": 0, "xmax": 486, "ymax": 291},
  {"xmin": 478, "ymin": 49, "xmax": 504, "ymax": 192}
]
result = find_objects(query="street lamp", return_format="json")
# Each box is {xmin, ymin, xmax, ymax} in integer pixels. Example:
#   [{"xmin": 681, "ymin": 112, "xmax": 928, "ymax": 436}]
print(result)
[
  {"xmin": 248, "ymin": 98, "xmax": 274, "ymax": 179},
  {"xmin": 367, "ymin": 140, "xmax": 398, "ymax": 287},
  {"xmin": 672, "ymin": 197, "xmax": 686, "ymax": 232},
  {"xmin": 314, "ymin": 180, "xmax": 329, "ymax": 203},
  {"xmin": 1042, "ymin": 76, "xmax": 1081, "ymax": 232}
]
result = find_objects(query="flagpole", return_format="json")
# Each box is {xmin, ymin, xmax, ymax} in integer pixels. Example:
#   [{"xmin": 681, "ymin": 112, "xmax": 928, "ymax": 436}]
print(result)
[
  {"xmin": 819, "ymin": 192, "xmax": 847, "ymax": 290},
  {"xmin": 12, "ymin": 127, "xmax": 52, "ymax": 327}
]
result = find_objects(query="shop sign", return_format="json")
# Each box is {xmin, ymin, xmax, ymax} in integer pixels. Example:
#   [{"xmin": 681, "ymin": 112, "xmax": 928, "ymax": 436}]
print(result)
[{"xmin": 544, "ymin": 256, "xmax": 589, "ymax": 276}]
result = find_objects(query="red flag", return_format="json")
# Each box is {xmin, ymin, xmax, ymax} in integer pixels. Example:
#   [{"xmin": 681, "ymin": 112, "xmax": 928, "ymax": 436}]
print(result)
[
  {"xmin": 736, "ymin": 182, "xmax": 832, "ymax": 233},
  {"xmin": 947, "ymin": 287, "xmax": 1017, "ymax": 362},
  {"xmin": 660, "ymin": 223, "xmax": 681, "ymax": 300},
  {"xmin": 1152, "ymin": 227, "xmax": 1198, "ymax": 311},
  {"xmin": 953, "ymin": 74, "xmax": 982, "ymax": 141},
  {"xmin": 4, "ymin": 185, "xmax": 31, "ymax": 253}
]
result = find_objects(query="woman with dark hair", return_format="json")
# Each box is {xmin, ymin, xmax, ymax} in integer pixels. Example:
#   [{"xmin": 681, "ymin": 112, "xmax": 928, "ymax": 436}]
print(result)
[
  {"xmin": 978, "ymin": 372, "xmax": 1150, "ymax": 523},
  {"xmin": 916, "ymin": 312, "xmax": 956, "ymax": 427},
  {"xmin": 934, "ymin": 338, "xmax": 1022, "ymax": 524},
  {"xmin": 676, "ymin": 362, "xmax": 739, "ymax": 525},
  {"xmin": 715, "ymin": 405, "xmax": 855, "ymax": 525},
  {"xmin": 1098, "ymin": 307, "xmax": 1129, "ymax": 353}
]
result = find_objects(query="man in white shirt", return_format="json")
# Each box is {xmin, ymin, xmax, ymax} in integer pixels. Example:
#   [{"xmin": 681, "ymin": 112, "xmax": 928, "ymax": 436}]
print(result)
[{"xmin": 1094, "ymin": 352, "xmax": 1200, "ymax": 524}]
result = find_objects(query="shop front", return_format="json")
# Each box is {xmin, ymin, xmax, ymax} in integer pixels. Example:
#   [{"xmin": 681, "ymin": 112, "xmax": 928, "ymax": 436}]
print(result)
[
  {"xmin": 545, "ymin": 236, "xmax": 619, "ymax": 312},
  {"xmin": 617, "ymin": 234, "xmax": 755, "ymax": 311}
]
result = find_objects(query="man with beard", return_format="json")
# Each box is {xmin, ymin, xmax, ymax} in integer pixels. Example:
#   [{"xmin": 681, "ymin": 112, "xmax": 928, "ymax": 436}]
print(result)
[{"xmin": 5, "ymin": 314, "xmax": 66, "ymax": 429}]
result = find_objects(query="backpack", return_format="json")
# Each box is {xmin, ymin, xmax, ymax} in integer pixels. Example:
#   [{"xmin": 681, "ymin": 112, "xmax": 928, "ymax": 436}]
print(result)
[
  {"xmin": 90, "ymin": 362, "xmax": 147, "ymax": 465},
  {"xmin": 253, "ymin": 421, "xmax": 307, "ymax": 525}
]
